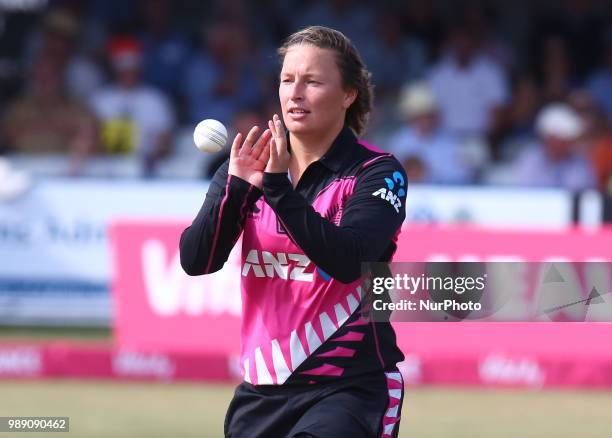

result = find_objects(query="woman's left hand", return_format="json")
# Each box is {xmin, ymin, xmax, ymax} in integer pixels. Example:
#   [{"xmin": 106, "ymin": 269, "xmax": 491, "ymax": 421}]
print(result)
[{"xmin": 265, "ymin": 114, "xmax": 290, "ymax": 173}]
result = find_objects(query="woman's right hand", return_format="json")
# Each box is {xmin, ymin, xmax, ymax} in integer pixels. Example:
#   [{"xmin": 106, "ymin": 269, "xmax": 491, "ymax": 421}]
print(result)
[{"xmin": 228, "ymin": 126, "xmax": 271, "ymax": 189}]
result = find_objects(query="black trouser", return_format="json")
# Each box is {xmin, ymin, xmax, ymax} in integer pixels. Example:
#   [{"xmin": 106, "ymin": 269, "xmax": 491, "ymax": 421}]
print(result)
[{"xmin": 224, "ymin": 371, "xmax": 404, "ymax": 438}]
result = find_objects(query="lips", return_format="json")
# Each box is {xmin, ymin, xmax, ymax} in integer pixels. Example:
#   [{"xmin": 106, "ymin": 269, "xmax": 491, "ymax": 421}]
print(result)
[
  {"xmin": 288, "ymin": 108, "xmax": 310, "ymax": 114},
  {"xmin": 287, "ymin": 108, "xmax": 310, "ymax": 121}
]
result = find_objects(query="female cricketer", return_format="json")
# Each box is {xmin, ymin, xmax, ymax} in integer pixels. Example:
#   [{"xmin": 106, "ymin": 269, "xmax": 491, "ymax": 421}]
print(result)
[{"xmin": 180, "ymin": 26, "xmax": 407, "ymax": 438}]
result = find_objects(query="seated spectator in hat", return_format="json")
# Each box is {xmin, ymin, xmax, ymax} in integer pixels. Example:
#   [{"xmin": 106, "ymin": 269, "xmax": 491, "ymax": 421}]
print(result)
[
  {"xmin": 388, "ymin": 82, "xmax": 474, "ymax": 185},
  {"xmin": 89, "ymin": 37, "xmax": 175, "ymax": 177},
  {"xmin": 510, "ymin": 103, "xmax": 595, "ymax": 191},
  {"xmin": 0, "ymin": 55, "xmax": 98, "ymax": 176}
]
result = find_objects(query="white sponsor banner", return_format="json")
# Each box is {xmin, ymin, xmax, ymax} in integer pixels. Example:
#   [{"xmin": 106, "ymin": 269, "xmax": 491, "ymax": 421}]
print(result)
[
  {"xmin": 0, "ymin": 179, "xmax": 208, "ymax": 324},
  {"xmin": 406, "ymin": 185, "xmax": 573, "ymax": 228},
  {"xmin": 0, "ymin": 178, "xmax": 207, "ymax": 280}
]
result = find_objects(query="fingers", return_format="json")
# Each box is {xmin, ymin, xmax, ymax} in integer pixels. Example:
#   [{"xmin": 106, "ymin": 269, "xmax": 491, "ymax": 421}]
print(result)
[
  {"xmin": 230, "ymin": 132, "xmax": 242, "ymax": 159},
  {"xmin": 268, "ymin": 119, "xmax": 276, "ymax": 138},
  {"xmin": 265, "ymin": 138, "xmax": 276, "ymax": 173},
  {"xmin": 268, "ymin": 113, "xmax": 281, "ymax": 134},
  {"xmin": 239, "ymin": 126, "xmax": 260, "ymax": 156},
  {"xmin": 265, "ymin": 114, "xmax": 289, "ymax": 174},
  {"xmin": 258, "ymin": 137, "xmax": 271, "ymax": 164},
  {"xmin": 270, "ymin": 114, "xmax": 286, "ymax": 141},
  {"xmin": 251, "ymin": 128, "xmax": 271, "ymax": 159},
  {"xmin": 273, "ymin": 113, "xmax": 284, "ymax": 135}
]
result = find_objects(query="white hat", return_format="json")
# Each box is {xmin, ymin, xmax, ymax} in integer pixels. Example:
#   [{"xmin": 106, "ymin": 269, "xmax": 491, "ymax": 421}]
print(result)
[
  {"xmin": 0, "ymin": 158, "xmax": 31, "ymax": 202},
  {"xmin": 535, "ymin": 103, "xmax": 584, "ymax": 140},
  {"xmin": 398, "ymin": 82, "xmax": 438, "ymax": 119}
]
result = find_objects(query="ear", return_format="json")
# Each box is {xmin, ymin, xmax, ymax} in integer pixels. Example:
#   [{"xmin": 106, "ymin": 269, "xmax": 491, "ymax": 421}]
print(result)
[{"xmin": 342, "ymin": 88, "xmax": 357, "ymax": 109}]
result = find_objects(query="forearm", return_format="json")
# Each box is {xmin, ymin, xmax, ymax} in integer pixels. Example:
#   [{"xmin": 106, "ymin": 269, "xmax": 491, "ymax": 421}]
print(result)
[
  {"xmin": 263, "ymin": 173, "xmax": 377, "ymax": 283},
  {"xmin": 180, "ymin": 162, "xmax": 262, "ymax": 275}
]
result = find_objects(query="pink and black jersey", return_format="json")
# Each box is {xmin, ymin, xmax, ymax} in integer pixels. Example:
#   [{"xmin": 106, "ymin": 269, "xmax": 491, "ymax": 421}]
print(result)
[{"xmin": 180, "ymin": 126, "xmax": 407, "ymax": 386}]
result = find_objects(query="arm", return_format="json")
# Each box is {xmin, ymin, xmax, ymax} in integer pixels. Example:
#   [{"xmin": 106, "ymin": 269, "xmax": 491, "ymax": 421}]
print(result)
[
  {"xmin": 179, "ymin": 159, "xmax": 262, "ymax": 275},
  {"xmin": 263, "ymin": 157, "xmax": 407, "ymax": 283},
  {"xmin": 180, "ymin": 126, "xmax": 271, "ymax": 275}
]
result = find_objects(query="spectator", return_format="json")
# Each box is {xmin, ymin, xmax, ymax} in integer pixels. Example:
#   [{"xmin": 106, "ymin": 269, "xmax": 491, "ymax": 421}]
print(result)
[
  {"xmin": 532, "ymin": 34, "xmax": 576, "ymax": 104},
  {"xmin": 569, "ymin": 90, "xmax": 612, "ymax": 193},
  {"xmin": 388, "ymin": 82, "xmax": 474, "ymax": 185},
  {"xmin": 26, "ymin": 8, "xmax": 105, "ymax": 100},
  {"xmin": 460, "ymin": 2, "xmax": 514, "ymax": 70},
  {"xmin": 0, "ymin": 55, "xmax": 98, "ymax": 176},
  {"xmin": 511, "ymin": 103, "xmax": 595, "ymax": 191},
  {"xmin": 290, "ymin": 0, "xmax": 373, "ymax": 49},
  {"xmin": 89, "ymin": 36, "xmax": 175, "ymax": 177},
  {"xmin": 586, "ymin": 31, "xmax": 612, "ymax": 122},
  {"xmin": 496, "ymin": 73, "xmax": 542, "ymax": 161},
  {"xmin": 529, "ymin": 0, "xmax": 606, "ymax": 81},
  {"xmin": 138, "ymin": 0, "xmax": 191, "ymax": 101},
  {"xmin": 361, "ymin": 12, "xmax": 427, "ymax": 98},
  {"xmin": 427, "ymin": 23, "xmax": 508, "ymax": 139},
  {"xmin": 591, "ymin": 132, "xmax": 612, "ymax": 194},
  {"xmin": 397, "ymin": 0, "xmax": 443, "ymax": 62},
  {"xmin": 182, "ymin": 21, "xmax": 261, "ymax": 126}
]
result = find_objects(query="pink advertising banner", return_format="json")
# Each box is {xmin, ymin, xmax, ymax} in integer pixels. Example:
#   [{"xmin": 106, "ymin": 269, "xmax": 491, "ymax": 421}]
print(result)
[
  {"xmin": 109, "ymin": 221, "xmax": 242, "ymax": 355},
  {"xmin": 108, "ymin": 222, "xmax": 612, "ymax": 388},
  {"xmin": 393, "ymin": 225, "xmax": 612, "ymax": 262}
]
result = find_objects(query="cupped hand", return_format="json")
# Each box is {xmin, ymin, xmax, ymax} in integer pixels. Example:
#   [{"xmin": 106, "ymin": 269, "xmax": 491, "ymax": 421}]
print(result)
[{"xmin": 228, "ymin": 126, "xmax": 271, "ymax": 189}]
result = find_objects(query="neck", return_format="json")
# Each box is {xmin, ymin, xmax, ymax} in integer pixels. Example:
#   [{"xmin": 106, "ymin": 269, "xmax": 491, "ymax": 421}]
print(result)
[{"xmin": 289, "ymin": 121, "xmax": 344, "ymax": 181}]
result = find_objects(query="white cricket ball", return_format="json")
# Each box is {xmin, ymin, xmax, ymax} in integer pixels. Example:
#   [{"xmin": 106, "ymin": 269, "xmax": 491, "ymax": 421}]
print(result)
[{"xmin": 193, "ymin": 119, "xmax": 228, "ymax": 153}]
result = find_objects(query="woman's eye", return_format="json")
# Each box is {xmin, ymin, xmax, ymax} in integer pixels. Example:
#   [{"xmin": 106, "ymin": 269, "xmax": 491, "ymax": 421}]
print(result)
[
  {"xmin": 307, "ymin": 80, "xmax": 320, "ymax": 85},
  {"xmin": 281, "ymin": 78, "xmax": 292, "ymax": 83}
]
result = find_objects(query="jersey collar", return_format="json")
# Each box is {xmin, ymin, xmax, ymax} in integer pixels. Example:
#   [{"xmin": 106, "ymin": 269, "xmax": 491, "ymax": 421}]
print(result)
[{"xmin": 318, "ymin": 125, "xmax": 357, "ymax": 173}]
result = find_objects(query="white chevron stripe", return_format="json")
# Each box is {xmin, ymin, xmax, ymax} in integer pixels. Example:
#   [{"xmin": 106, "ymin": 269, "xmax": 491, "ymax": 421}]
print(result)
[
  {"xmin": 271, "ymin": 339, "xmax": 291, "ymax": 383},
  {"xmin": 386, "ymin": 406, "xmax": 399, "ymax": 418},
  {"xmin": 388, "ymin": 389, "xmax": 402, "ymax": 399},
  {"xmin": 334, "ymin": 303, "xmax": 350, "ymax": 327},
  {"xmin": 319, "ymin": 312, "xmax": 337, "ymax": 339},
  {"xmin": 243, "ymin": 358, "xmax": 250, "ymax": 383},
  {"xmin": 384, "ymin": 423, "xmax": 396, "ymax": 435},
  {"xmin": 254, "ymin": 347, "xmax": 273, "ymax": 384},
  {"xmin": 386, "ymin": 372, "xmax": 402, "ymax": 382},
  {"xmin": 304, "ymin": 322, "xmax": 322, "ymax": 354},
  {"xmin": 289, "ymin": 330, "xmax": 307, "ymax": 370},
  {"xmin": 347, "ymin": 293, "xmax": 359, "ymax": 313},
  {"xmin": 356, "ymin": 286, "xmax": 363, "ymax": 299}
]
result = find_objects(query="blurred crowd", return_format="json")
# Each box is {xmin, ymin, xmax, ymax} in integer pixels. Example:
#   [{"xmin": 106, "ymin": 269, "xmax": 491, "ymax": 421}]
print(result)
[{"xmin": 1, "ymin": 0, "xmax": 612, "ymax": 194}]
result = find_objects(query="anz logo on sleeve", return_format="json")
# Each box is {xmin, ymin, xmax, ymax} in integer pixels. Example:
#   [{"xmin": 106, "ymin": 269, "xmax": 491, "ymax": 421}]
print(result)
[{"xmin": 372, "ymin": 171, "xmax": 406, "ymax": 213}]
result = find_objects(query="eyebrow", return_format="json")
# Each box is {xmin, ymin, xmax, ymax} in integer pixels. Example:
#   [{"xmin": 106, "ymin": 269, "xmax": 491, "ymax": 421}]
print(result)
[{"xmin": 279, "ymin": 72, "xmax": 321, "ymax": 79}]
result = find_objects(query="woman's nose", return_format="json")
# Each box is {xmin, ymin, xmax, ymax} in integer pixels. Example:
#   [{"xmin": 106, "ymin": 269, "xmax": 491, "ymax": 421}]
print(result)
[{"xmin": 289, "ymin": 82, "xmax": 304, "ymax": 100}]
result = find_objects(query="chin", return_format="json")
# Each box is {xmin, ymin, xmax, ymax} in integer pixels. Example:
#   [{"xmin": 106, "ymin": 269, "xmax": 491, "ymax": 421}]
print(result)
[{"xmin": 285, "ymin": 120, "xmax": 315, "ymax": 135}]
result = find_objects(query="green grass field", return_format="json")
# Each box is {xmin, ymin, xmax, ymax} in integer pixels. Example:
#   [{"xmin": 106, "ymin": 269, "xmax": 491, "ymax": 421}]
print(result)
[
  {"xmin": 1, "ymin": 327, "xmax": 611, "ymax": 437},
  {"xmin": 1, "ymin": 380, "xmax": 611, "ymax": 437}
]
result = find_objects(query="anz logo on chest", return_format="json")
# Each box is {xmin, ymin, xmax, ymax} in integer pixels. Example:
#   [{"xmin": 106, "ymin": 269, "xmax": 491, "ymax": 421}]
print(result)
[
  {"xmin": 242, "ymin": 249, "xmax": 313, "ymax": 282},
  {"xmin": 372, "ymin": 170, "xmax": 406, "ymax": 213}
]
